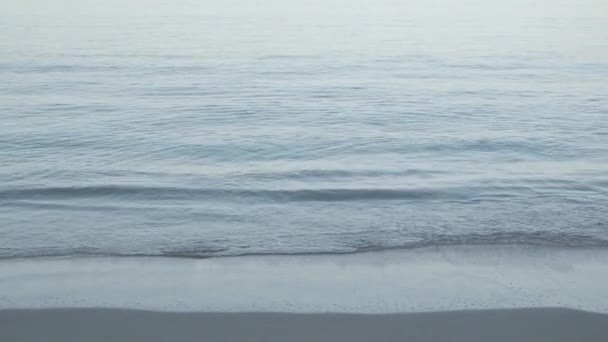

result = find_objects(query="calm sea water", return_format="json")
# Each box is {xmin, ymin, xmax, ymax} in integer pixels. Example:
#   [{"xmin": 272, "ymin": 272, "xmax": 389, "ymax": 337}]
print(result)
[{"xmin": 1, "ymin": 0, "xmax": 607, "ymax": 258}]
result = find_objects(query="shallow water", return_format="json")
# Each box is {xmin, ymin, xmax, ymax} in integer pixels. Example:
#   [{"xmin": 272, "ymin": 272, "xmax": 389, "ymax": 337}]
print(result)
[
  {"xmin": 1, "ymin": 0, "xmax": 607, "ymax": 258},
  {"xmin": 2, "ymin": 246, "xmax": 608, "ymax": 312}
]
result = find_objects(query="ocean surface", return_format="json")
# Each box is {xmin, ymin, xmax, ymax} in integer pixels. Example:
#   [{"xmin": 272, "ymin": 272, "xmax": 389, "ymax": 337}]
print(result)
[{"xmin": 1, "ymin": 0, "xmax": 607, "ymax": 259}]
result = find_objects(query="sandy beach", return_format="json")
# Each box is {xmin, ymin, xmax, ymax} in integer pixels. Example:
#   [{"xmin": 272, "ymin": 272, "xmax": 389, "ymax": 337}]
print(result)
[
  {"xmin": 2, "ymin": 307, "xmax": 607, "ymax": 342},
  {"xmin": 2, "ymin": 246, "xmax": 607, "ymax": 341},
  {"xmin": 2, "ymin": 246, "xmax": 608, "ymax": 312}
]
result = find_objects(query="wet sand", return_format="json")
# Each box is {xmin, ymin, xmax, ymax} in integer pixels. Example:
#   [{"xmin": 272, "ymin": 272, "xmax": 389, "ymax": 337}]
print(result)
[{"xmin": 1, "ymin": 307, "xmax": 607, "ymax": 342}]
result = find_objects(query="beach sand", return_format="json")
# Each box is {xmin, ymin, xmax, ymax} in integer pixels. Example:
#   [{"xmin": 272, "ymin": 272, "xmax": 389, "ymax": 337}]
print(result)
[
  {"xmin": 1, "ymin": 308, "xmax": 607, "ymax": 342},
  {"xmin": 2, "ymin": 247, "xmax": 607, "ymax": 341}
]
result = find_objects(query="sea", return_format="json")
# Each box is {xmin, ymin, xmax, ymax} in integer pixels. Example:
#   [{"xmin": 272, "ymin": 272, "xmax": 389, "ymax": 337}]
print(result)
[{"xmin": 1, "ymin": 0, "xmax": 607, "ymax": 260}]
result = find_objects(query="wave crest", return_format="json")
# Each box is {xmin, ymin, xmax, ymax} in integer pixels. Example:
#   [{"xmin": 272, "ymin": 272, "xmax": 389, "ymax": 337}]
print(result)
[{"xmin": 1, "ymin": 231, "xmax": 606, "ymax": 260}]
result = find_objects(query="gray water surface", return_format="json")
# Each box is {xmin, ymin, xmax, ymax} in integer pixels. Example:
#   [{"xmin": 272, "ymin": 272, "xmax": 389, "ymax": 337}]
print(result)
[{"xmin": 1, "ymin": 0, "xmax": 607, "ymax": 258}]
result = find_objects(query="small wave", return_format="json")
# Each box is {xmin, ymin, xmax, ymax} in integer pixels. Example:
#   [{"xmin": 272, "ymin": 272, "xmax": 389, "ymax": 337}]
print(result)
[
  {"xmin": 2, "ymin": 232, "xmax": 607, "ymax": 260},
  {"xmin": 234, "ymin": 168, "xmax": 444, "ymax": 180},
  {"xmin": 350, "ymin": 231, "xmax": 608, "ymax": 253},
  {"xmin": 0, "ymin": 185, "xmax": 466, "ymax": 202},
  {"xmin": 2, "ymin": 181, "xmax": 603, "ymax": 205}
]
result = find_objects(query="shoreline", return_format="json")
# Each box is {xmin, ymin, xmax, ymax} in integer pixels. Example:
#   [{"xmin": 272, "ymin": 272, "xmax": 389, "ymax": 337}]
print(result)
[
  {"xmin": 2, "ymin": 307, "xmax": 607, "ymax": 342},
  {"xmin": 2, "ymin": 242, "xmax": 608, "ymax": 261},
  {"xmin": 1, "ymin": 245, "xmax": 607, "ymax": 313},
  {"xmin": 2, "ymin": 246, "xmax": 607, "ymax": 341}
]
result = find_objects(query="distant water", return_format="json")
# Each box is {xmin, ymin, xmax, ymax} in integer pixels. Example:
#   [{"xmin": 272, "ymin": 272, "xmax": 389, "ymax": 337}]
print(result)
[{"xmin": 1, "ymin": 0, "xmax": 607, "ymax": 259}]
